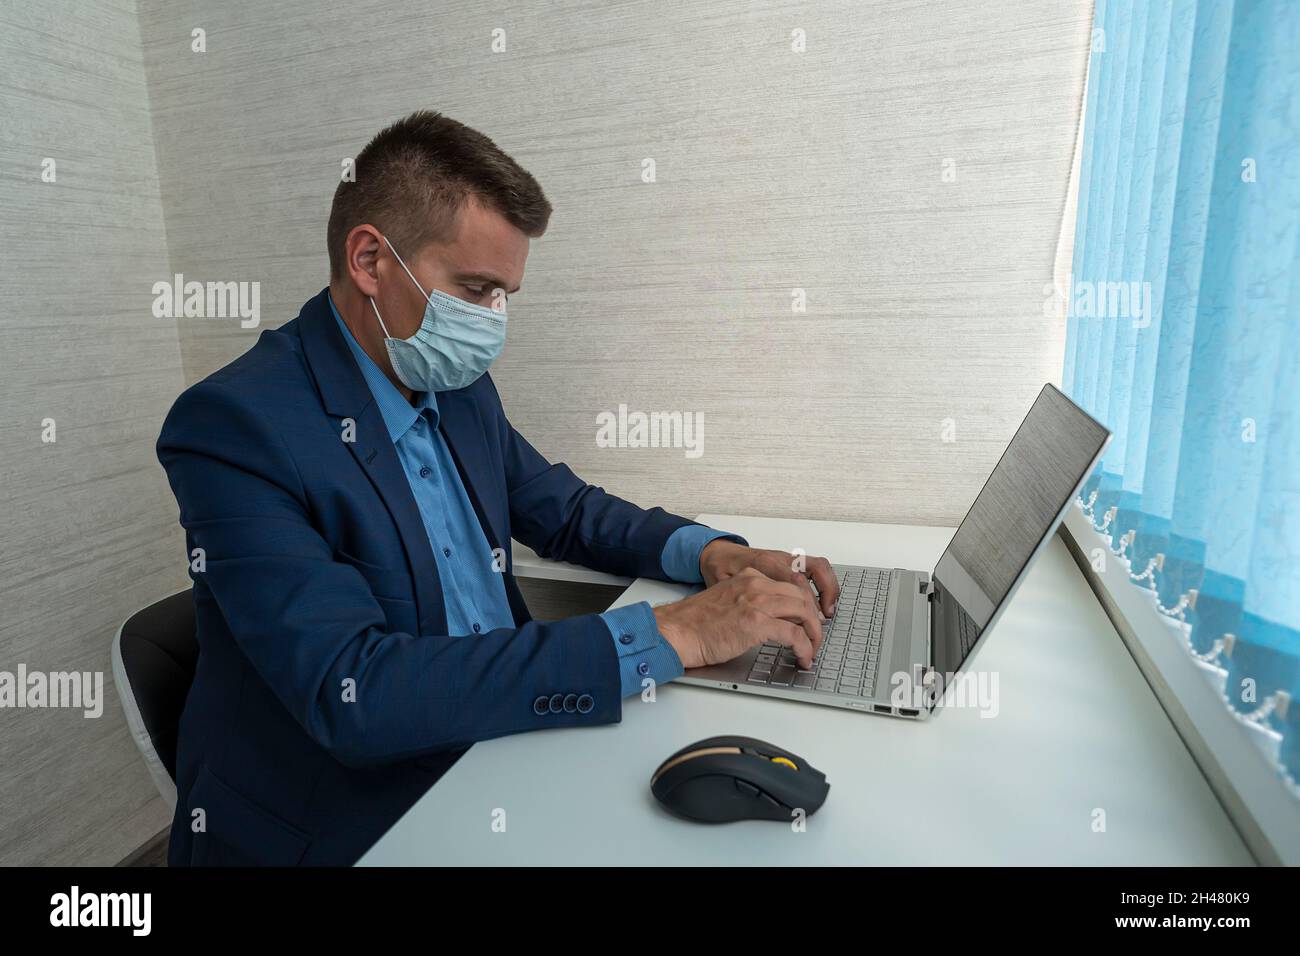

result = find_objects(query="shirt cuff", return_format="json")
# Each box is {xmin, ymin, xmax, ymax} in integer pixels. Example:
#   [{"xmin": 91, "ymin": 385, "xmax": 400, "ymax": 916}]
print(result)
[
  {"xmin": 660, "ymin": 525, "xmax": 748, "ymax": 583},
  {"xmin": 599, "ymin": 602, "xmax": 684, "ymax": 698}
]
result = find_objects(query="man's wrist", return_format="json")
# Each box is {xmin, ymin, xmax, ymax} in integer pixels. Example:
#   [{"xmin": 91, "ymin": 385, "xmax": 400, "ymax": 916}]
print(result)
[
  {"xmin": 661, "ymin": 526, "xmax": 746, "ymax": 583},
  {"xmin": 699, "ymin": 537, "xmax": 747, "ymax": 582},
  {"xmin": 652, "ymin": 604, "xmax": 691, "ymax": 668}
]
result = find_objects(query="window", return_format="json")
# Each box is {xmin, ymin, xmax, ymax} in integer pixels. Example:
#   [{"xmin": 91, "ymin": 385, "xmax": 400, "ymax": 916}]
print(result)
[{"xmin": 1057, "ymin": 0, "xmax": 1300, "ymax": 863}]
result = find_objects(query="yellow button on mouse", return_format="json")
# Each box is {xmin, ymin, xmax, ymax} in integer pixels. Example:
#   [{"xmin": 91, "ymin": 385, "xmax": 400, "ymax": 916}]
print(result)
[{"xmin": 769, "ymin": 756, "xmax": 798, "ymax": 771}]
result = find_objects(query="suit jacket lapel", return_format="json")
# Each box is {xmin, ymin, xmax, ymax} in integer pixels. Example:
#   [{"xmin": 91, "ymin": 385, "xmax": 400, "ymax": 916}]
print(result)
[
  {"xmin": 436, "ymin": 388, "xmax": 507, "ymax": 558},
  {"xmin": 297, "ymin": 289, "xmax": 446, "ymax": 634}
]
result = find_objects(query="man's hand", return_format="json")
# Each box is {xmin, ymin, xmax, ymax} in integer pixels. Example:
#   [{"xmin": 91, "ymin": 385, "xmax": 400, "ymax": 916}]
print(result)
[
  {"xmin": 699, "ymin": 538, "xmax": 840, "ymax": 618},
  {"xmin": 653, "ymin": 568, "xmax": 825, "ymax": 670}
]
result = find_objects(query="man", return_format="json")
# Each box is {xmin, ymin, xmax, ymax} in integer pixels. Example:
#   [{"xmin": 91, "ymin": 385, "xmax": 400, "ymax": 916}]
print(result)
[{"xmin": 158, "ymin": 110, "xmax": 838, "ymax": 866}]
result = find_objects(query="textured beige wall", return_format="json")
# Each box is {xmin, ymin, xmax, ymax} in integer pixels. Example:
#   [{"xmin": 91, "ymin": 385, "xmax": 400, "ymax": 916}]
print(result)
[
  {"xmin": 0, "ymin": 0, "xmax": 185, "ymax": 864},
  {"xmin": 137, "ymin": 0, "xmax": 1093, "ymax": 530}
]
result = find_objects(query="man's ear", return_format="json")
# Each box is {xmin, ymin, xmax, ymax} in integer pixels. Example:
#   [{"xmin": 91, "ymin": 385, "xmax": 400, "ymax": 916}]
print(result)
[{"xmin": 346, "ymin": 225, "xmax": 384, "ymax": 297}]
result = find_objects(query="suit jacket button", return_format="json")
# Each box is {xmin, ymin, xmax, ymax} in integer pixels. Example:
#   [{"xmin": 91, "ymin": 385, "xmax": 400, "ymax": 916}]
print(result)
[
  {"xmin": 562, "ymin": 693, "xmax": 579, "ymax": 713},
  {"xmin": 549, "ymin": 693, "xmax": 565, "ymax": 714},
  {"xmin": 533, "ymin": 696, "xmax": 550, "ymax": 716},
  {"xmin": 576, "ymin": 694, "xmax": 595, "ymax": 714}
]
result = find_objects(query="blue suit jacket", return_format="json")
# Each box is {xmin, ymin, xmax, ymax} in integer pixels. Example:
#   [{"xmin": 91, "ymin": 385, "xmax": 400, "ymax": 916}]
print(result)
[{"xmin": 157, "ymin": 288, "xmax": 700, "ymax": 865}]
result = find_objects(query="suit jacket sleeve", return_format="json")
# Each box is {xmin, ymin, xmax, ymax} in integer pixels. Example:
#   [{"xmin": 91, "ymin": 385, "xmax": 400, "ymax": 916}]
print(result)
[{"xmin": 158, "ymin": 380, "xmax": 622, "ymax": 769}]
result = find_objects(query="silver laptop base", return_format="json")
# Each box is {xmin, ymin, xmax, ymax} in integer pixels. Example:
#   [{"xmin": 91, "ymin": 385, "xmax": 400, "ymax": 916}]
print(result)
[{"xmin": 678, "ymin": 564, "xmax": 931, "ymax": 720}]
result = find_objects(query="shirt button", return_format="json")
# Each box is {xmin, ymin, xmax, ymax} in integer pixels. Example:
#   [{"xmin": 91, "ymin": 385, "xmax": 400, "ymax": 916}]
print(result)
[
  {"xmin": 472, "ymin": 623, "xmax": 481, "ymax": 633},
  {"xmin": 637, "ymin": 661, "xmax": 651, "ymax": 676},
  {"xmin": 443, "ymin": 547, "xmax": 451, "ymax": 557},
  {"xmin": 618, "ymin": 633, "xmax": 634, "ymax": 645},
  {"xmin": 419, "ymin": 466, "xmax": 431, "ymax": 478}
]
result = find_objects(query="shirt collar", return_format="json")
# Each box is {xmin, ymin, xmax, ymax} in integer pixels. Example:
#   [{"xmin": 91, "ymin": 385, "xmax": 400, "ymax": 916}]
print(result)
[{"xmin": 327, "ymin": 291, "xmax": 438, "ymax": 443}]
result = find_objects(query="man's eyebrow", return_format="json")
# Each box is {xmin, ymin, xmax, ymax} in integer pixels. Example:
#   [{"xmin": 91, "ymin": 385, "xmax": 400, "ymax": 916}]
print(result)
[{"xmin": 457, "ymin": 272, "xmax": 520, "ymax": 295}]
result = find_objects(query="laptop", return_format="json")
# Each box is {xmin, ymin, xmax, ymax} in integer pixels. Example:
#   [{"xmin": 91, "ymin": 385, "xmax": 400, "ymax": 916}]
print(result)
[{"xmin": 678, "ymin": 383, "xmax": 1111, "ymax": 719}]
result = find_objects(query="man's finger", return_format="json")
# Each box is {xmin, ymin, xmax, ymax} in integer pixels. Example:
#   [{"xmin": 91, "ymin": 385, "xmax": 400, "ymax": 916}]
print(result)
[
  {"xmin": 744, "ymin": 567, "xmax": 824, "ymax": 659},
  {"xmin": 753, "ymin": 592, "xmax": 823, "ymax": 660},
  {"xmin": 805, "ymin": 556, "xmax": 840, "ymax": 616},
  {"xmin": 760, "ymin": 618, "xmax": 815, "ymax": 668},
  {"xmin": 757, "ymin": 552, "xmax": 806, "ymax": 586}
]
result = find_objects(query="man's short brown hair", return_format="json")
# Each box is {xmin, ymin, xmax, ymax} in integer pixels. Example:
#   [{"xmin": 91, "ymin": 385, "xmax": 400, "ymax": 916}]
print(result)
[{"xmin": 327, "ymin": 110, "xmax": 552, "ymax": 278}]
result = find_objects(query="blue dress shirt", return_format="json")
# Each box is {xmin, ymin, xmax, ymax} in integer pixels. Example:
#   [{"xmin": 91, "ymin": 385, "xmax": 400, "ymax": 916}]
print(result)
[{"xmin": 328, "ymin": 294, "xmax": 739, "ymax": 697}]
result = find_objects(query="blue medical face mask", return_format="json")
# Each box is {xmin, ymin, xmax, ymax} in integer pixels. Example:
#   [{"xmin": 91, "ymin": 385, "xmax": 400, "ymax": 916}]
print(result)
[{"xmin": 368, "ymin": 237, "xmax": 507, "ymax": 392}]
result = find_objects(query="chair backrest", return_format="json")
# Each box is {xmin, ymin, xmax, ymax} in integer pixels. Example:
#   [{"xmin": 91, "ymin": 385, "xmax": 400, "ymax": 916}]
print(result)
[{"xmin": 111, "ymin": 589, "xmax": 198, "ymax": 808}]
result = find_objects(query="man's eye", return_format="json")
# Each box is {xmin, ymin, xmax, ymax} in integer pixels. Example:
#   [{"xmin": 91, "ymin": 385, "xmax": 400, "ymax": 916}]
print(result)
[{"xmin": 464, "ymin": 286, "xmax": 486, "ymax": 298}]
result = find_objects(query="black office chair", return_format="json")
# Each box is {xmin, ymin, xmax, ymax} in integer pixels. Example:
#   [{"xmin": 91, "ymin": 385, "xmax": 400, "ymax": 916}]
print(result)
[{"xmin": 111, "ymin": 589, "xmax": 198, "ymax": 809}]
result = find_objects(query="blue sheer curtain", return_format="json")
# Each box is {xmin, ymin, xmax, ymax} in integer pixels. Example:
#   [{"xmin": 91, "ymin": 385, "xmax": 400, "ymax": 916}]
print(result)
[{"xmin": 1063, "ymin": 0, "xmax": 1300, "ymax": 791}]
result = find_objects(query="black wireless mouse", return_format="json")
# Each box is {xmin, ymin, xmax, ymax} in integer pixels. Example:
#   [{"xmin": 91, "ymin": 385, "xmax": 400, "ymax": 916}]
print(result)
[{"xmin": 650, "ymin": 735, "xmax": 830, "ymax": 823}]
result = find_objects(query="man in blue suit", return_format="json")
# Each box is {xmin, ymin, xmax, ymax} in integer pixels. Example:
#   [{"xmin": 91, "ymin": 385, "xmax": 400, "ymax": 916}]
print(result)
[{"xmin": 158, "ymin": 111, "xmax": 838, "ymax": 865}]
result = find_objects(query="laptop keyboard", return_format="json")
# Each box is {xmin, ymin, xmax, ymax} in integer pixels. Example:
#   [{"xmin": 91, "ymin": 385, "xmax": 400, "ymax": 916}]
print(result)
[{"xmin": 746, "ymin": 566, "xmax": 893, "ymax": 698}]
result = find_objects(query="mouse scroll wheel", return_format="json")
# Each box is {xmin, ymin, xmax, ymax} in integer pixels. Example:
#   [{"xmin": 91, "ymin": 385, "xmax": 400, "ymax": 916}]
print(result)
[{"xmin": 768, "ymin": 756, "xmax": 798, "ymax": 771}]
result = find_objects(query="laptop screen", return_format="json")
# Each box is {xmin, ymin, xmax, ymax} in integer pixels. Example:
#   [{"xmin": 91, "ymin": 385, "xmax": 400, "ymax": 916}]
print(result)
[{"xmin": 929, "ymin": 384, "xmax": 1110, "ymax": 680}]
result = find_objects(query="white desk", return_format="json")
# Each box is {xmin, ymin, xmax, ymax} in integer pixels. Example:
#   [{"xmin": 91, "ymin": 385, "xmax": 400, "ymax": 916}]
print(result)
[
  {"xmin": 510, "ymin": 541, "xmax": 631, "ymax": 588},
  {"xmin": 360, "ymin": 514, "xmax": 1253, "ymax": 865}
]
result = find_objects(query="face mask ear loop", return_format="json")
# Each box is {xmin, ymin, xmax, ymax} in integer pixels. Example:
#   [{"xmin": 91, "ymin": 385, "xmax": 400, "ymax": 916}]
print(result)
[
  {"xmin": 368, "ymin": 296, "xmax": 395, "ymax": 340},
  {"xmin": 380, "ymin": 234, "xmax": 443, "ymax": 334},
  {"xmin": 383, "ymin": 235, "xmax": 436, "ymax": 303}
]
